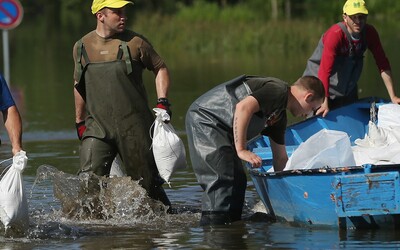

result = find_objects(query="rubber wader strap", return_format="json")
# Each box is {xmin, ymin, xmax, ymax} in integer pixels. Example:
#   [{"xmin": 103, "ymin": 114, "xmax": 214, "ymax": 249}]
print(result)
[
  {"xmin": 81, "ymin": 45, "xmax": 90, "ymax": 64},
  {"xmin": 243, "ymin": 82, "xmax": 252, "ymax": 95},
  {"xmin": 119, "ymin": 42, "xmax": 132, "ymax": 75},
  {"xmin": 338, "ymin": 22, "xmax": 355, "ymax": 57},
  {"xmin": 337, "ymin": 22, "xmax": 367, "ymax": 57},
  {"xmin": 75, "ymin": 40, "xmax": 90, "ymax": 80},
  {"xmin": 75, "ymin": 40, "xmax": 83, "ymax": 81}
]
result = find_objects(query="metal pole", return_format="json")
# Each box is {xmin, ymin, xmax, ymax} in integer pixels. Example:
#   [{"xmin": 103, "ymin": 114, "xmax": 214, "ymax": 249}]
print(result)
[{"xmin": 2, "ymin": 29, "xmax": 10, "ymax": 86}]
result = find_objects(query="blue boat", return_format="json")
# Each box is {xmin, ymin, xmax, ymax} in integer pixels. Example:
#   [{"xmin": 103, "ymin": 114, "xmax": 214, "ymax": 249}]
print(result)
[{"xmin": 247, "ymin": 97, "xmax": 400, "ymax": 229}]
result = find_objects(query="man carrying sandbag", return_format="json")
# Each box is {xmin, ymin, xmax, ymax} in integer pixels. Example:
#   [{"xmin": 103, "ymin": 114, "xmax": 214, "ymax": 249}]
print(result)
[
  {"xmin": 72, "ymin": 0, "xmax": 172, "ymax": 207},
  {"xmin": 0, "ymin": 72, "xmax": 28, "ymax": 234},
  {"xmin": 0, "ymin": 73, "xmax": 23, "ymax": 155}
]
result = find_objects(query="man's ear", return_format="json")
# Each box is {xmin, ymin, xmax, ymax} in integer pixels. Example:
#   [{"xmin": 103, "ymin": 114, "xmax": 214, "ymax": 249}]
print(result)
[
  {"xmin": 305, "ymin": 92, "xmax": 314, "ymax": 103},
  {"xmin": 96, "ymin": 12, "xmax": 103, "ymax": 21}
]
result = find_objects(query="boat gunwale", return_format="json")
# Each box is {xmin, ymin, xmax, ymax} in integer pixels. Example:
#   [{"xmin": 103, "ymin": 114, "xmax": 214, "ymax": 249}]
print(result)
[{"xmin": 248, "ymin": 164, "xmax": 400, "ymax": 177}]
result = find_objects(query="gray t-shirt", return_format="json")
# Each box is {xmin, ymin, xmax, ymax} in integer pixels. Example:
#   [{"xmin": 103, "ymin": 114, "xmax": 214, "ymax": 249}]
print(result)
[{"xmin": 247, "ymin": 77, "xmax": 288, "ymax": 145}]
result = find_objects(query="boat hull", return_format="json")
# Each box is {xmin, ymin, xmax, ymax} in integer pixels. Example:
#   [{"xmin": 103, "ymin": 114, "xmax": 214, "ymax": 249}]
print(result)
[
  {"xmin": 247, "ymin": 97, "xmax": 400, "ymax": 229},
  {"xmin": 250, "ymin": 165, "xmax": 400, "ymax": 229}
]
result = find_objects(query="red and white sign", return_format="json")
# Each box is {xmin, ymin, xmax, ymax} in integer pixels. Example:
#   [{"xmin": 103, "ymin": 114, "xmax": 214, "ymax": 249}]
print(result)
[{"xmin": 0, "ymin": 0, "xmax": 23, "ymax": 30}]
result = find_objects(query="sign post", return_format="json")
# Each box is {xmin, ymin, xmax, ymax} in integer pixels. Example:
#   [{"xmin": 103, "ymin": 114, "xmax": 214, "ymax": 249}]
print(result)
[{"xmin": 0, "ymin": 0, "xmax": 23, "ymax": 86}]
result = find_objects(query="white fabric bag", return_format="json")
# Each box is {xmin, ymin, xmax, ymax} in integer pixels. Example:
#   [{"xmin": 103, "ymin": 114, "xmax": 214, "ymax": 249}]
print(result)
[
  {"xmin": 355, "ymin": 121, "xmax": 390, "ymax": 148},
  {"xmin": 377, "ymin": 103, "xmax": 400, "ymax": 129},
  {"xmin": 151, "ymin": 108, "xmax": 187, "ymax": 185},
  {"xmin": 352, "ymin": 120, "xmax": 400, "ymax": 165},
  {"xmin": 284, "ymin": 129, "xmax": 356, "ymax": 171},
  {"xmin": 0, "ymin": 151, "xmax": 29, "ymax": 231}
]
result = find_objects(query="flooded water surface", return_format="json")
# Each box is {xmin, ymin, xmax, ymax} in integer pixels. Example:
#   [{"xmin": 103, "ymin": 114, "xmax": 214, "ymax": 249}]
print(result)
[{"xmin": 1, "ymin": 137, "xmax": 400, "ymax": 248}]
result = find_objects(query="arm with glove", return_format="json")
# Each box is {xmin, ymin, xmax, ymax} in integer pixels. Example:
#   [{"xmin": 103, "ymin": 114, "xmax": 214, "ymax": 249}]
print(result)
[
  {"xmin": 74, "ymin": 85, "xmax": 87, "ymax": 140},
  {"xmin": 154, "ymin": 66, "xmax": 172, "ymax": 120},
  {"xmin": 152, "ymin": 66, "xmax": 186, "ymax": 184}
]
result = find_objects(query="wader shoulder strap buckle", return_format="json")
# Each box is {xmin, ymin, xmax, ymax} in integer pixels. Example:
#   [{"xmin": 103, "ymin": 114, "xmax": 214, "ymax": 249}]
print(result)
[
  {"xmin": 118, "ymin": 42, "xmax": 133, "ymax": 75},
  {"xmin": 75, "ymin": 39, "xmax": 90, "ymax": 81},
  {"xmin": 337, "ymin": 22, "xmax": 367, "ymax": 58}
]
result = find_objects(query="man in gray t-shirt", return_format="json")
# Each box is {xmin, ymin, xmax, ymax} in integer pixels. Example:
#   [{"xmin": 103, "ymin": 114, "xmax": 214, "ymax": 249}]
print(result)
[{"xmin": 185, "ymin": 75, "xmax": 324, "ymax": 226}]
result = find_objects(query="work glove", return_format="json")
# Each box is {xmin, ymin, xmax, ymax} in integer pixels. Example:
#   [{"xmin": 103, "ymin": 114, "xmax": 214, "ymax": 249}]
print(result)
[
  {"xmin": 156, "ymin": 98, "xmax": 172, "ymax": 121},
  {"xmin": 75, "ymin": 121, "xmax": 86, "ymax": 140}
]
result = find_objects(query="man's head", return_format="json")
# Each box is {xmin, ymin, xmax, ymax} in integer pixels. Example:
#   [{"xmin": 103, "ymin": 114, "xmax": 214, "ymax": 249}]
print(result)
[
  {"xmin": 91, "ymin": 0, "xmax": 133, "ymax": 14},
  {"xmin": 92, "ymin": 0, "xmax": 133, "ymax": 37},
  {"xmin": 343, "ymin": 0, "xmax": 368, "ymax": 35},
  {"xmin": 289, "ymin": 76, "xmax": 325, "ymax": 118}
]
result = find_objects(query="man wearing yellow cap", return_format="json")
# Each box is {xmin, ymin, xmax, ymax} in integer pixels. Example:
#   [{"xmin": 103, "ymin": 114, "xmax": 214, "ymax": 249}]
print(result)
[
  {"xmin": 72, "ymin": 0, "xmax": 172, "ymax": 207},
  {"xmin": 304, "ymin": 0, "xmax": 400, "ymax": 117}
]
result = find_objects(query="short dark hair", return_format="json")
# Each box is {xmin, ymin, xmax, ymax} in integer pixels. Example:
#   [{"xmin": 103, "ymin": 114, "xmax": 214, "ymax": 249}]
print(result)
[{"xmin": 295, "ymin": 75, "xmax": 325, "ymax": 102}]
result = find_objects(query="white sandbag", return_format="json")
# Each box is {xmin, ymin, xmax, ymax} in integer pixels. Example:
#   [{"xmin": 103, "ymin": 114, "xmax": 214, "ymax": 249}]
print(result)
[
  {"xmin": 0, "ymin": 151, "xmax": 29, "ymax": 232},
  {"xmin": 355, "ymin": 121, "xmax": 389, "ymax": 147},
  {"xmin": 152, "ymin": 108, "xmax": 187, "ymax": 185},
  {"xmin": 370, "ymin": 142, "xmax": 400, "ymax": 162},
  {"xmin": 352, "ymin": 144, "xmax": 400, "ymax": 166},
  {"xmin": 284, "ymin": 129, "xmax": 355, "ymax": 171},
  {"xmin": 377, "ymin": 103, "xmax": 400, "ymax": 129},
  {"xmin": 352, "ymin": 121, "xmax": 400, "ymax": 165},
  {"xmin": 387, "ymin": 126, "xmax": 400, "ymax": 142},
  {"xmin": 352, "ymin": 146, "xmax": 376, "ymax": 165}
]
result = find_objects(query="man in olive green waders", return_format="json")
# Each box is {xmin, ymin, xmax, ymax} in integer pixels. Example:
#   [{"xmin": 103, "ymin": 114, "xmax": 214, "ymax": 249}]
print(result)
[{"xmin": 72, "ymin": 0, "xmax": 172, "ymax": 207}]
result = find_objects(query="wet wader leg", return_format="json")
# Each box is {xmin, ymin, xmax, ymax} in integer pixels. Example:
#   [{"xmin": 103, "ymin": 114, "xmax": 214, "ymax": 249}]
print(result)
[
  {"xmin": 117, "ymin": 134, "xmax": 171, "ymax": 207},
  {"xmin": 231, "ymin": 157, "xmax": 247, "ymax": 221},
  {"xmin": 199, "ymin": 145, "xmax": 247, "ymax": 225},
  {"xmin": 186, "ymin": 110, "xmax": 247, "ymax": 225},
  {"xmin": 79, "ymin": 137, "xmax": 116, "ymax": 176}
]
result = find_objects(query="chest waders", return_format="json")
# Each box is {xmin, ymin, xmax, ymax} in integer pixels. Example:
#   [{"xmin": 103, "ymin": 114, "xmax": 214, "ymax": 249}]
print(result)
[
  {"xmin": 185, "ymin": 75, "xmax": 268, "ymax": 225},
  {"xmin": 304, "ymin": 22, "xmax": 366, "ymax": 102},
  {"xmin": 75, "ymin": 40, "xmax": 170, "ymax": 206}
]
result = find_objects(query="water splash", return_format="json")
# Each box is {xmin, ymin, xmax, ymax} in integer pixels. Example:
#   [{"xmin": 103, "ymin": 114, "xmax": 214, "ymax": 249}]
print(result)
[
  {"xmin": 2, "ymin": 165, "xmax": 202, "ymax": 241},
  {"xmin": 35, "ymin": 165, "xmax": 169, "ymax": 223}
]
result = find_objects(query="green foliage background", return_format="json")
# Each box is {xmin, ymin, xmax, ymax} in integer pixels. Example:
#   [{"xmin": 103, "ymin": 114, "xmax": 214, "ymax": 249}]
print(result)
[
  {"xmin": 4, "ymin": 0, "xmax": 400, "ymax": 132},
  {"xmin": 16, "ymin": 0, "xmax": 400, "ymax": 56},
  {"xmin": 17, "ymin": 0, "xmax": 400, "ymax": 22}
]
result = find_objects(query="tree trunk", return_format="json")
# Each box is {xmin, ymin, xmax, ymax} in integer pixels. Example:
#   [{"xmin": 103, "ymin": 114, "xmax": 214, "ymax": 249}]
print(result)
[
  {"xmin": 271, "ymin": 0, "xmax": 278, "ymax": 20},
  {"xmin": 220, "ymin": 0, "xmax": 227, "ymax": 8},
  {"xmin": 285, "ymin": 0, "xmax": 291, "ymax": 20}
]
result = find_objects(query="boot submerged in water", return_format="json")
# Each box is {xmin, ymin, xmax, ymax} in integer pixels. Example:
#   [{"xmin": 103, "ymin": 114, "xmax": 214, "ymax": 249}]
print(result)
[{"xmin": 200, "ymin": 211, "xmax": 238, "ymax": 226}]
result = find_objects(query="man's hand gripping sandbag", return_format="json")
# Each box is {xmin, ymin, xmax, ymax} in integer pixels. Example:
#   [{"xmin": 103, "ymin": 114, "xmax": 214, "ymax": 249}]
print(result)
[{"xmin": 151, "ymin": 108, "xmax": 186, "ymax": 186}]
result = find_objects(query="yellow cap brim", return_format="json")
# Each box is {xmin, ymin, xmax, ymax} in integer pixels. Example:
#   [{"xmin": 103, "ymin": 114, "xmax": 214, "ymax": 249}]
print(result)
[
  {"xmin": 345, "ymin": 9, "xmax": 368, "ymax": 15},
  {"xmin": 92, "ymin": 1, "xmax": 133, "ymax": 14}
]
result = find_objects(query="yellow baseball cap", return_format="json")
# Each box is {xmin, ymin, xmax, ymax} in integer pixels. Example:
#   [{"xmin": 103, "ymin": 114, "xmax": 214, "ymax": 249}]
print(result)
[
  {"xmin": 343, "ymin": 0, "xmax": 368, "ymax": 15},
  {"xmin": 91, "ymin": 0, "xmax": 133, "ymax": 14}
]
